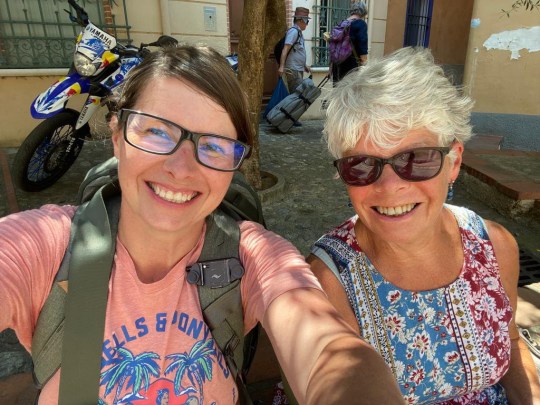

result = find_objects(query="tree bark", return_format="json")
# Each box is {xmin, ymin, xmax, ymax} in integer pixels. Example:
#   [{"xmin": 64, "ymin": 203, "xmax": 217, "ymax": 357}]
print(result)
[{"xmin": 237, "ymin": 0, "xmax": 286, "ymax": 189}]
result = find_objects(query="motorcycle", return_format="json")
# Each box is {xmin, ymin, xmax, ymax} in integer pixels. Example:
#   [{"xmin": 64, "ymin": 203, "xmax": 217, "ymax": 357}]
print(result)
[{"xmin": 12, "ymin": 0, "xmax": 177, "ymax": 191}]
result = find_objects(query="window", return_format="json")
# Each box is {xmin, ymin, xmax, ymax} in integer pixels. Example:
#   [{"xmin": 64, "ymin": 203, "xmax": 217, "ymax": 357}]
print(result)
[
  {"xmin": 404, "ymin": 0, "xmax": 433, "ymax": 47},
  {"xmin": 0, "ymin": 0, "xmax": 131, "ymax": 69},
  {"xmin": 312, "ymin": 0, "xmax": 351, "ymax": 67}
]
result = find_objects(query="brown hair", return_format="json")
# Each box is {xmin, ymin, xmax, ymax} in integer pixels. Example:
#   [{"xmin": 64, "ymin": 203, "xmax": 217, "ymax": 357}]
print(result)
[{"xmin": 111, "ymin": 45, "xmax": 253, "ymax": 149}]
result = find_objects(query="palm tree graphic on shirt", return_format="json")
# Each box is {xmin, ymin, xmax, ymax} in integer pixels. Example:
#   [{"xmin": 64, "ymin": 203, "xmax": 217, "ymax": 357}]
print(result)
[
  {"xmin": 165, "ymin": 338, "xmax": 217, "ymax": 404},
  {"xmin": 100, "ymin": 347, "xmax": 161, "ymax": 404}
]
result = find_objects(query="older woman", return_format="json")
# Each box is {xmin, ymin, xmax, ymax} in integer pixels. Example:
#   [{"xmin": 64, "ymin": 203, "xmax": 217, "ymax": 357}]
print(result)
[
  {"xmin": 0, "ymin": 45, "xmax": 402, "ymax": 404},
  {"xmin": 330, "ymin": 1, "xmax": 368, "ymax": 85},
  {"xmin": 309, "ymin": 47, "xmax": 540, "ymax": 404}
]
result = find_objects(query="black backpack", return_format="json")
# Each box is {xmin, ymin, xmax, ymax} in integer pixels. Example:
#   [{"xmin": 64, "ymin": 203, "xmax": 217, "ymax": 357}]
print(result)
[
  {"xmin": 31, "ymin": 157, "xmax": 265, "ymax": 404},
  {"xmin": 273, "ymin": 27, "xmax": 301, "ymax": 64}
]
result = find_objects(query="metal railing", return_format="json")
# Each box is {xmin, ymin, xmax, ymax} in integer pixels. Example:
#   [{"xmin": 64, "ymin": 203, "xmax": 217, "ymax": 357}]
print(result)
[
  {"xmin": 0, "ymin": 0, "xmax": 131, "ymax": 69},
  {"xmin": 312, "ymin": 1, "xmax": 351, "ymax": 67}
]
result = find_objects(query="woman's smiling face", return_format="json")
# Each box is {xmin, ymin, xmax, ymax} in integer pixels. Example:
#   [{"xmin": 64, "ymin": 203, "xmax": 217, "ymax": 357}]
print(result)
[
  {"xmin": 345, "ymin": 128, "xmax": 463, "ymax": 244},
  {"xmin": 111, "ymin": 76, "xmax": 236, "ymax": 235}
]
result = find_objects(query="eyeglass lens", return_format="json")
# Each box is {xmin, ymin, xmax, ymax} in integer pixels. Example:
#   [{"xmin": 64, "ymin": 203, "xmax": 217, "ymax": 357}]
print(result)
[
  {"xmin": 335, "ymin": 147, "xmax": 448, "ymax": 186},
  {"xmin": 123, "ymin": 110, "xmax": 247, "ymax": 171}
]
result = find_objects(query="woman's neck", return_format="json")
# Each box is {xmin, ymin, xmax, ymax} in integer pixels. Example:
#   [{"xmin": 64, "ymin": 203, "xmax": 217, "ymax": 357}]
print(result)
[{"xmin": 117, "ymin": 215, "xmax": 205, "ymax": 283}]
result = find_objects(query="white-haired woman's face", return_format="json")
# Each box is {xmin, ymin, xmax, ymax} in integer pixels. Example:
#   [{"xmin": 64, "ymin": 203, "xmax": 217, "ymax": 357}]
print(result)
[{"xmin": 340, "ymin": 128, "xmax": 462, "ymax": 244}]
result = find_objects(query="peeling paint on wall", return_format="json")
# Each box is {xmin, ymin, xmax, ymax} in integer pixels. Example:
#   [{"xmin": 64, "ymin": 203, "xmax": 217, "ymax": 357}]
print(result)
[{"xmin": 483, "ymin": 26, "xmax": 540, "ymax": 59}]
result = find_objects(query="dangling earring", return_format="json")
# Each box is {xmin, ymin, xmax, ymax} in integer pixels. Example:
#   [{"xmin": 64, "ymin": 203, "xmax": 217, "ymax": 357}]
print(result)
[{"xmin": 447, "ymin": 181, "xmax": 454, "ymax": 201}]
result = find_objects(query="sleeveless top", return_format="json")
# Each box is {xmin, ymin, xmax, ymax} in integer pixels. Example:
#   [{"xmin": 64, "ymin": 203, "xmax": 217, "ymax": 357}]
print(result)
[{"xmin": 311, "ymin": 205, "xmax": 512, "ymax": 404}]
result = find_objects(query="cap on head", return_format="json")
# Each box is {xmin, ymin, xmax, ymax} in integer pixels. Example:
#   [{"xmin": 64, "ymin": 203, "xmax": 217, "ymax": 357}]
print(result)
[
  {"xmin": 351, "ymin": 1, "xmax": 368, "ymax": 16},
  {"xmin": 293, "ymin": 7, "xmax": 311, "ymax": 19}
]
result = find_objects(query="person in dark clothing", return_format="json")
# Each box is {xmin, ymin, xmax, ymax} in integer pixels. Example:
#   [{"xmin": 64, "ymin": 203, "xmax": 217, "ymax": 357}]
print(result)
[{"xmin": 331, "ymin": 2, "xmax": 368, "ymax": 85}]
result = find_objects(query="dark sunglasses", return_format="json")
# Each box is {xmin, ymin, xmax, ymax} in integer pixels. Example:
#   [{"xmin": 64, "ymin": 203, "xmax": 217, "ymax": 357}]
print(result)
[{"xmin": 334, "ymin": 147, "xmax": 451, "ymax": 187}]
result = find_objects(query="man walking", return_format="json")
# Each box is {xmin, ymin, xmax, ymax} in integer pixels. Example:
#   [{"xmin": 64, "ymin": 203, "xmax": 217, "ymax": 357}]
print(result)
[{"xmin": 278, "ymin": 7, "xmax": 311, "ymax": 94}]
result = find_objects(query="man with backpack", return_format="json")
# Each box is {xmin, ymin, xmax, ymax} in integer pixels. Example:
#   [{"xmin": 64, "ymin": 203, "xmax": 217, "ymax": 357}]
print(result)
[
  {"xmin": 0, "ymin": 45, "xmax": 404, "ymax": 405},
  {"xmin": 278, "ymin": 7, "xmax": 311, "ymax": 95},
  {"xmin": 329, "ymin": 1, "xmax": 368, "ymax": 85}
]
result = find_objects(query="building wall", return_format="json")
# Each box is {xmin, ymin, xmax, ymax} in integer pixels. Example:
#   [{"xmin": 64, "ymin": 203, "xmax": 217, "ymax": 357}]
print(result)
[
  {"xmin": 384, "ymin": 0, "xmax": 406, "ymax": 54},
  {"xmin": 384, "ymin": 0, "xmax": 472, "ymax": 65},
  {"xmin": 463, "ymin": 0, "xmax": 540, "ymax": 115},
  {"xmin": 429, "ymin": 0, "xmax": 473, "ymax": 65}
]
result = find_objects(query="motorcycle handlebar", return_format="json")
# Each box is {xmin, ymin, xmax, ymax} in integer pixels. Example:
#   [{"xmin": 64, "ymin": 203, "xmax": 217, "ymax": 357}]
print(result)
[{"xmin": 66, "ymin": 0, "xmax": 89, "ymax": 27}]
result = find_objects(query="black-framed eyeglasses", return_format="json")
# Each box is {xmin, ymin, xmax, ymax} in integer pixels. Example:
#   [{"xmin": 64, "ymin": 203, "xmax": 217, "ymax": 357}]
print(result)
[
  {"xmin": 334, "ymin": 147, "xmax": 451, "ymax": 187},
  {"xmin": 117, "ymin": 109, "xmax": 250, "ymax": 172}
]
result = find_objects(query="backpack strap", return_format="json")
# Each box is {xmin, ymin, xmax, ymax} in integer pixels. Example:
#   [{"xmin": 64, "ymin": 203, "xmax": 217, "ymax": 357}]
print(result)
[
  {"xmin": 191, "ymin": 209, "xmax": 255, "ymax": 404},
  {"xmin": 60, "ymin": 183, "xmax": 119, "ymax": 405},
  {"xmin": 284, "ymin": 26, "xmax": 302, "ymax": 61},
  {"xmin": 31, "ymin": 185, "xmax": 256, "ymax": 403}
]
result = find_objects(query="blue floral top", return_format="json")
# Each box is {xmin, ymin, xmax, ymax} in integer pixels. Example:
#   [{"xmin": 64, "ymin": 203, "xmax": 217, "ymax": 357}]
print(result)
[{"xmin": 311, "ymin": 205, "xmax": 512, "ymax": 404}]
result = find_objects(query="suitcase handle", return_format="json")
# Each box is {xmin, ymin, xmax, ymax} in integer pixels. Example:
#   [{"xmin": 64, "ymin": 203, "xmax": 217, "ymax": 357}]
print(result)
[{"xmin": 318, "ymin": 76, "xmax": 330, "ymax": 88}]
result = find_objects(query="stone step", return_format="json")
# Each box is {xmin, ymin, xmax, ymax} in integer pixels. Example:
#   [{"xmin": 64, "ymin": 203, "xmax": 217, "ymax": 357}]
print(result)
[{"xmin": 465, "ymin": 134, "xmax": 504, "ymax": 150}]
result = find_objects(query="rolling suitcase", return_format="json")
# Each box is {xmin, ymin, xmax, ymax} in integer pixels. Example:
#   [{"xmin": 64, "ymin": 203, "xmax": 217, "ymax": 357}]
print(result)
[{"xmin": 266, "ymin": 76, "xmax": 329, "ymax": 133}]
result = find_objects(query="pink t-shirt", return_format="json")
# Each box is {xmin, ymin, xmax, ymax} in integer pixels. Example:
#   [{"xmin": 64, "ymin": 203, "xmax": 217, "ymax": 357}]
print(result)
[{"xmin": 0, "ymin": 205, "xmax": 321, "ymax": 405}]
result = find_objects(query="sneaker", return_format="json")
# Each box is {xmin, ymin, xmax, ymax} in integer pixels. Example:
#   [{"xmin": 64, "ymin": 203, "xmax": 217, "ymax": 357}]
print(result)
[{"xmin": 293, "ymin": 121, "xmax": 302, "ymax": 127}]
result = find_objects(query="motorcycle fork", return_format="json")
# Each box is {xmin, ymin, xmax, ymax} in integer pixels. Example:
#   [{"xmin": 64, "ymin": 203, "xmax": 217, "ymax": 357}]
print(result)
[{"xmin": 76, "ymin": 94, "xmax": 102, "ymax": 130}]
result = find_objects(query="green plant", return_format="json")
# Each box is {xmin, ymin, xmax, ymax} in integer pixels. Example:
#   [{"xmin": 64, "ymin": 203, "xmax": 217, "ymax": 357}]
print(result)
[{"xmin": 502, "ymin": 0, "xmax": 540, "ymax": 16}]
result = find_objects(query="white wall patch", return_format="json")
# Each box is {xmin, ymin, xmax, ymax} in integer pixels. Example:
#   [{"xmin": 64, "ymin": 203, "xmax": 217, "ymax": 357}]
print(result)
[{"xmin": 483, "ymin": 26, "xmax": 540, "ymax": 59}]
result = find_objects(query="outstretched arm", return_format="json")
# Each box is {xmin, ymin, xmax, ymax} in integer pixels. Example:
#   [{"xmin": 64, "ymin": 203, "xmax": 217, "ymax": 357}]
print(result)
[
  {"xmin": 264, "ymin": 287, "xmax": 403, "ymax": 404},
  {"xmin": 488, "ymin": 220, "xmax": 540, "ymax": 404}
]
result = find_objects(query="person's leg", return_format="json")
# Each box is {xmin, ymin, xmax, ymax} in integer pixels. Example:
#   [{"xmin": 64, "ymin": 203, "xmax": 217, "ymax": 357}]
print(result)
[{"xmin": 284, "ymin": 69, "xmax": 303, "ymax": 93}]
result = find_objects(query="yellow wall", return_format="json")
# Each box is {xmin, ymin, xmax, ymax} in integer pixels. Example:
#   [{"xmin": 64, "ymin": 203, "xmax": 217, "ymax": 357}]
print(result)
[
  {"xmin": 430, "ymin": 0, "xmax": 473, "ymax": 64},
  {"xmin": 0, "ymin": 75, "xmax": 85, "ymax": 147},
  {"xmin": 463, "ymin": 0, "xmax": 540, "ymax": 114},
  {"xmin": 384, "ymin": 0, "xmax": 472, "ymax": 64},
  {"xmin": 384, "ymin": 0, "xmax": 406, "ymax": 54}
]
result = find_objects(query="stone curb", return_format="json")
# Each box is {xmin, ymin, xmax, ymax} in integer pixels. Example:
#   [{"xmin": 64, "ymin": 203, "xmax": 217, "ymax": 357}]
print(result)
[{"xmin": 257, "ymin": 170, "xmax": 285, "ymax": 204}]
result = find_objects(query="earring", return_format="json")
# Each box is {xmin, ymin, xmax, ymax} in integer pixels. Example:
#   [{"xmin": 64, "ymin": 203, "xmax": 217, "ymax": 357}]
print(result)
[{"xmin": 447, "ymin": 181, "xmax": 454, "ymax": 201}]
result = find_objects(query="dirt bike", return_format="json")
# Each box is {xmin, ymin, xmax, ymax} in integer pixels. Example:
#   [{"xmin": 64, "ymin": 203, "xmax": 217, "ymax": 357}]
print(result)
[{"xmin": 12, "ymin": 0, "xmax": 177, "ymax": 191}]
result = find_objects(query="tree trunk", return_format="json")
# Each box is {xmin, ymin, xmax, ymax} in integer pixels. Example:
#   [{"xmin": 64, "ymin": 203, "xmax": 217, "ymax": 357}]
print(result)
[{"xmin": 237, "ymin": 0, "xmax": 286, "ymax": 189}]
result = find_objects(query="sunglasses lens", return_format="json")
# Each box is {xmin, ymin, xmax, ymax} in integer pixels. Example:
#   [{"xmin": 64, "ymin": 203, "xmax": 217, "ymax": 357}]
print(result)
[
  {"xmin": 335, "ymin": 155, "xmax": 380, "ymax": 186},
  {"xmin": 335, "ymin": 148, "xmax": 448, "ymax": 186},
  {"xmin": 393, "ymin": 149, "xmax": 444, "ymax": 181}
]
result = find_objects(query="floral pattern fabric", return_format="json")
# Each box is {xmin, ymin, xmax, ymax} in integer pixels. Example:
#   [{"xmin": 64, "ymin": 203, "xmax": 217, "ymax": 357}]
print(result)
[{"xmin": 311, "ymin": 205, "xmax": 512, "ymax": 404}]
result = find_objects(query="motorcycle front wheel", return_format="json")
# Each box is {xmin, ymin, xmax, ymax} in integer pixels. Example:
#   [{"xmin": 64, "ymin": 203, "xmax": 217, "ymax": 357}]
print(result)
[{"xmin": 12, "ymin": 109, "xmax": 86, "ymax": 192}]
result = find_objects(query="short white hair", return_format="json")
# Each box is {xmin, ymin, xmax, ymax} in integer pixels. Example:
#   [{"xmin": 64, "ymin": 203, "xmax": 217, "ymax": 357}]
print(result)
[{"xmin": 324, "ymin": 47, "xmax": 474, "ymax": 161}]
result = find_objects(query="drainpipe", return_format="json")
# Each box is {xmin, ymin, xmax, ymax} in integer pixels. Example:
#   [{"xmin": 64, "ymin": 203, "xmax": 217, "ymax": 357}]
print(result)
[
  {"xmin": 367, "ymin": 0, "xmax": 374, "ymax": 56},
  {"xmin": 159, "ymin": 0, "xmax": 172, "ymax": 35}
]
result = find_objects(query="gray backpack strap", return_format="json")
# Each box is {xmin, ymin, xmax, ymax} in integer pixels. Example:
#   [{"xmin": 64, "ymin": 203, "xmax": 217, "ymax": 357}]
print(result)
[
  {"xmin": 31, "ymin": 184, "xmax": 119, "ymax": 402},
  {"xmin": 59, "ymin": 185, "xmax": 119, "ymax": 405},
  {"xmin": 192, "ymin": 210, "xmax": 254, "ymax": 404},
  {"xmin": 31, "ymin": 157, "xmax": 260, "ymax": 404}
]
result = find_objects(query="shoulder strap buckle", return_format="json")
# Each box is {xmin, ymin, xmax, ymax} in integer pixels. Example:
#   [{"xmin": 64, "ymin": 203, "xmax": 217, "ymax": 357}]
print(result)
[{"xmin": 187, "ymin": 257, "xmax": 244, "ymax": 288}]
